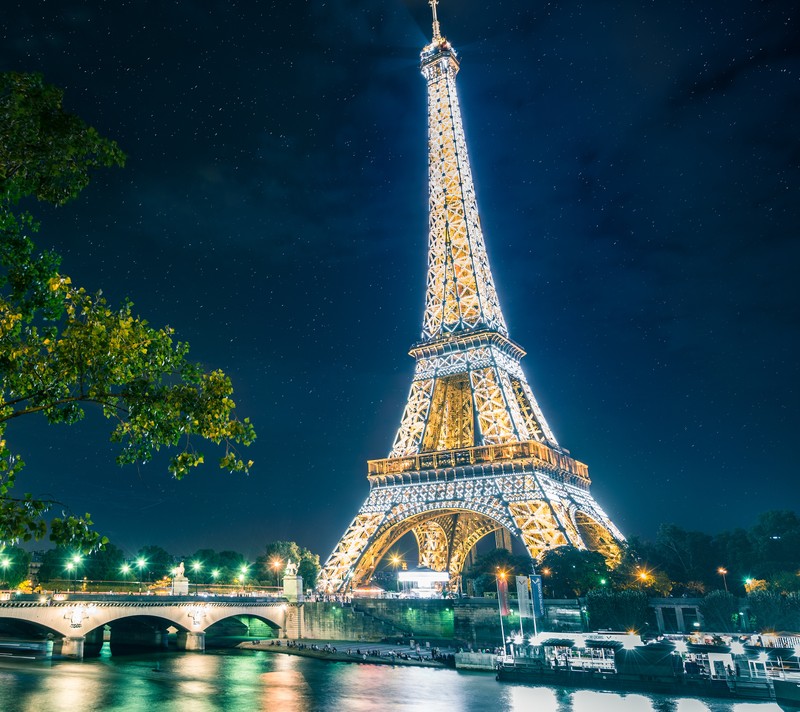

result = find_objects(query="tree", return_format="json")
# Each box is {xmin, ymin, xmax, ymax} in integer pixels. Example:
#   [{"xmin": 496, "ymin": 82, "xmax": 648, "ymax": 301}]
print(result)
[
  {"xmin": 0, "ymin": 544, "xmax": 30, "ymax": 587},
  {"xmin": 463, "ymin": 548, "xmax": 532, "ymax": 597},
  {"xmin": 216, "ymin": 550, "xmax": 248, "ymax": 584},
  {"xmin": 585, "ymin": 589, "xmax": 650, "ymax": 632},
  {"xmin": 256, "ymin": 540, "xmax": 321, "ymax": 588},
  {"xmin": 83, "ymin": 542, "xmax": 125, "ymax": 581},
  {"xmin": 0, "ymin": 72, "xmax": 255, "ymax": 550},
  {"xmin": 699, "ymin": 591, "xmax": 740, "ymax": 633},
  {"xmin": 134, "ymin": 545, "xmax": 174, "ymax": 581},
  {"xmin": 747, "ymin": 591, "xmax": 800, "ymax": 632},
  {"xmin": 538, "ymin": 547, "xmax": 610, "ymax": 597},
  {"xmin": 653, "ymin": 524, "xmax": 718, "ymax": 590},
  {"xmin": 608, "ymin": 541, "xmax": 673, "ymax": 596}
]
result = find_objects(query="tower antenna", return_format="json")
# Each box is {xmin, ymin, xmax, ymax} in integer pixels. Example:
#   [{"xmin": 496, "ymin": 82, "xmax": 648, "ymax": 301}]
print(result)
[{"xmin": 429, "ymin": 0, "xmax": 441, "ymax": 41}]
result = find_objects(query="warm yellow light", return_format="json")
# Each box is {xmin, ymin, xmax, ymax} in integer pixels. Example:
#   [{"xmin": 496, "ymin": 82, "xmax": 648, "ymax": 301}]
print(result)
[{"xmin": 718, "ymin": 567, "xmax": 728, "ymax": 575}]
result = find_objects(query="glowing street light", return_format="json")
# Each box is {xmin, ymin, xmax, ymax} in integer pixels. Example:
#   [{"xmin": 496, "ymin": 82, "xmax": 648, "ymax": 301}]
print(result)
[
  {"xmin": 718, "ymin": 567, "xmax": 729, "ymax": 592},
  {"xmin": 191, "ymin": 561, "xmax": 203, "ymax": 595},
  {"xmin": 66, "ymin": 554, "xmax": 83, "ymax": 592},
  {"xmin": 271, "ymin": 558, "xmax": 283, "ymax": 588},
  {"xmin": 135, "ymin": 557, "xmax": 148, "ymax": 592},
  {"xmin": 0, "ymin": 556, "xmax": 10, "ymax": 587},
  {"xmin": 119, "ymin": 562, "xmax": 133, "ymax": 592}
]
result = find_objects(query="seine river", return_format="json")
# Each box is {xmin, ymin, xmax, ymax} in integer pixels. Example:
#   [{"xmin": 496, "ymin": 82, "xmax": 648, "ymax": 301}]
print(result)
[{"xmin": 0, "ymin": 649, "xmax": 784, "ymax": 712}]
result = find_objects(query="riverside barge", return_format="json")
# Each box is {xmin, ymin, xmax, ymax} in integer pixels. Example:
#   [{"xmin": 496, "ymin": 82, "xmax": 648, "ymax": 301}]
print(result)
[{"xmin": 496, "ymin": 632, "xmax": 799, "ymax": 702}]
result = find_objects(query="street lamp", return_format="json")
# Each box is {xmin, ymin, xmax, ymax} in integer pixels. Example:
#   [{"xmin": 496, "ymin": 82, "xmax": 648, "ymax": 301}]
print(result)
[
  {"xmin": 271, "ymin": 558, "xmax": 282, "ymax": 588},
  {"xmin": 136, "ymin": 557, "xmax": 147, "ymax": 592},
  {"xmin": 67, "ymin": 554, "xmax": 82, "ymax": 592},
  {"xmin": 240, "ymin": 564, "xmax": 249, "ymax": 594},
  {"xmin": 120, "ymin": 562, "xmax": 131, "ymax": 591},
  {"xmin": 390, "ymin": 554, "xmax": 403, "ymax": 592},
  {"xmin": 191, "ymin": 561, "xmax": 202, "ymax": 595},
  {"xmin": 0, "ymin": 556, "xmax": 10, "ymax": 587},
  {"xmin": 718, "ymin": 567, "xmax": 729, "ymax": 593}
]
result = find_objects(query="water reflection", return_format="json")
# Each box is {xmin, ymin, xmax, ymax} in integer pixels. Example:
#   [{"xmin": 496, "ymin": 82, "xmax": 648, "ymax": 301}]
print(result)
[{"xmin": 0, "ymin": 651, "xmax": 785, "ymax": 712}]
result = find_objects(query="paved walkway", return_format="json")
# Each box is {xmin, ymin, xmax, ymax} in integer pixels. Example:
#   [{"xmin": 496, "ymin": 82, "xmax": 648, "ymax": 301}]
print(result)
[{"xmin": 240, "ymin": 639, "xmax": 458, "ymax": 668}]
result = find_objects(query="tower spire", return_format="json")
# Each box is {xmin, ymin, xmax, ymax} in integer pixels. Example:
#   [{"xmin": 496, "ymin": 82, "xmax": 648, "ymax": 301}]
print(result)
[{"xmin": 429, "ymin": 0, "xmax": 441, "ymax": 41}]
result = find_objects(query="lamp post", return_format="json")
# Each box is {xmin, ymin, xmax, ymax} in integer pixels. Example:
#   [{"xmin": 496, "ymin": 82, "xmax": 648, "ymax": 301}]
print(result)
[
  {"xmin": 136, "ymin": 557, "xmax": 147, "ymax": 593},
  {"xmin": 390, "ymin": 554, "xmax": 403, "ymax": 592},
  {"xmin": 496, "ymin": 570, "xmax": 508, "ymax": 656},
  {"xmin": 0, "ymin": 556, "xmax": 10, "ymax": 588},
  {"xmin": 120, "ymin": 563, "xmax": 131, "ymax": 592},
  {"xmin": 191, "ymin": 561, "xmax": 202, "ymax": 595},
  {"xmin": 67, "ymin": 554, "xmax": 82, "ymax": 593},
  {"xmin": 240, "ymin": 564, "xmax": 249, "ymax": 594},
  {"xmin": 718, "ymin": 567, "xmax": 729, "ymax": 593},
  {"xmin": 271, "ymin": 558, "xmax": 282, "ymax": 588}
]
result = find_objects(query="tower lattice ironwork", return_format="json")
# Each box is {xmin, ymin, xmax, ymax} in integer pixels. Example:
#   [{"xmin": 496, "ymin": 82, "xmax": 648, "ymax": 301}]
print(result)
[{"xmin": 317, "ymin": 2, "xmax": 624, "ymax": 593}]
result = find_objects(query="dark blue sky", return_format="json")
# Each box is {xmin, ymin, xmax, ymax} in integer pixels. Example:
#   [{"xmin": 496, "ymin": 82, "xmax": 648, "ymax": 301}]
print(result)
[{"xmin": 2, "ymin": 0, "xmax": 798, "ymax": 562}]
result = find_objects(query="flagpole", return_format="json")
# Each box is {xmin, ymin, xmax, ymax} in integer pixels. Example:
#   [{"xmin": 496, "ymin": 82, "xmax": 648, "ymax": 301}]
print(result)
[{"xmin": 531, "ymin": 568, "xmax": 539, "ymax": 641}]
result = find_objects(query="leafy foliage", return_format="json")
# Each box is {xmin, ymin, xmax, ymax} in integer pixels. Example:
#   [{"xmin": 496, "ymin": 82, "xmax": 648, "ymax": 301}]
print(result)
[
  {"xmin": 538, "ymin": 547, "xmax": 610, "ymax": 597},
  {"xmin": 585, "ymin": 589, "xmax": 650, "ymax": 632},
  {"xmin": 0, "ymin": 544, "xmax": 30, "ymax": 587},
  {"xmin": 699, "ymin": 590, "xmax": 740, "ymax": 633},
  {"xmin": 746, "ymin": 591, "xmax": 800, "ymax": 632},
  {"xmin": 464, "ymin": 548, "xmax": 533, "ymax": 596},
  {"xmin": 0, "ymin": 72, "xmax": 255, "ymax": 549},
  {"xmin": 256, "ymin": 540, "xmax": 320, "ymax": 588}
]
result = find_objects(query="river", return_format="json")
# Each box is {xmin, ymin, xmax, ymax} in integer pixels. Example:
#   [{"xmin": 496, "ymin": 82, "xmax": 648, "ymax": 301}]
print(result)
[{"xmin": 0, "ymin": 649, "xmax": 784, "ymax": 712}]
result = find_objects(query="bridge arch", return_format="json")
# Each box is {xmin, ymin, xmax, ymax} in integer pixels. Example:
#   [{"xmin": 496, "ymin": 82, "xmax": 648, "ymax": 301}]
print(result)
[{"xmin": 0, "ymin": 598, "xmax": 290, "ymax": 657}]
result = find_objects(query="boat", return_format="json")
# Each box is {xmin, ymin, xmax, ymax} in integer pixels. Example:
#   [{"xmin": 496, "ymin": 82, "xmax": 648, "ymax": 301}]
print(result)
[
  {"xmin": 774, "ymin": 677, "xmax": 800, "ymax": 711},
  {"xmin": 496, "ymin": 634, "xmax": 776, "ymax": 701}
]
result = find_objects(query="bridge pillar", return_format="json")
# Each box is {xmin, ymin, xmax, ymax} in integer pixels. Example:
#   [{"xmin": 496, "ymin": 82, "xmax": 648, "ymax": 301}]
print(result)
[
  {"xmin": 177, "ymin": 630, "xmax": 205, "ymax": 652},
  {"xmin": 284, "ymin": 603, "xmax": 304, "ymax": 639},
  {"xmin": 57, "ymin": 636, "xmax": 86, "ymax": 659}
]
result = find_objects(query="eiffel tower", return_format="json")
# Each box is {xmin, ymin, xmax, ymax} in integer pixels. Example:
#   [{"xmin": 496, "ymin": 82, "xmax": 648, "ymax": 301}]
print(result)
[{"xmin": 317, "ymin": 2, "xmax": 624, "ymax": 593}]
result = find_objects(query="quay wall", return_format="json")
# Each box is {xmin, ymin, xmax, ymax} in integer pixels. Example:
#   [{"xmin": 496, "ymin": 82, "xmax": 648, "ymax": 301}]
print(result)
[{"xmin": 300, "ymin": 599, "xmax": 581, "ymax": 646}]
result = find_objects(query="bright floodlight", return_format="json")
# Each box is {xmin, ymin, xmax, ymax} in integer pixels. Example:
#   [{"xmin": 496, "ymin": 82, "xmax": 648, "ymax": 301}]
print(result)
[
  {"xmin": 793, "ymin": 645, "xmax": 800, "ymax": 658},
  {"xmin": 121, "ymin": 563, "xmax": 130, "ymax": 574},
  {"xmin": 674, "ymin": 640, "xmax": 688, "ymax": 654},
  {"xmin": 211, "ymin": 569, "xmax": 220, "ymax": 579},
  {"xmin": 72, "ymin": 554, "xmax": 82, "ymax": 564},
  {"xmin": 136, "ymin": 557, "xmax": 146, "ymax": 568},
  {"xmin": 192, "ymin": 561, "xmax": 202, "ymax": 572},
  {"xmin": 0, "ymin": 557, "xmax": 9, "ymax": 568},
  {"xmin": 759, "ymin": 652, "xmax": 769, "ymax": 663},
  {"xmin": 730, "ymin": 641, "xmax": 745, "ymax": 655}
]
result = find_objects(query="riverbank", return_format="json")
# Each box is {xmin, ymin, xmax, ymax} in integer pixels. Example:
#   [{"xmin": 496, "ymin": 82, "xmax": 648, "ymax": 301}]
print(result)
[{"xmin": 237, "ymin": 639, "xmax": 456, "ymax": 669}]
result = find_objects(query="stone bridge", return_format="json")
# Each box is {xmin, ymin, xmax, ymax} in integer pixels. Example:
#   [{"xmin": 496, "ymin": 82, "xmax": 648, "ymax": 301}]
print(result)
[{"xmin": 0, "ymin": 594, "xmax": 301, "ymax": 658}]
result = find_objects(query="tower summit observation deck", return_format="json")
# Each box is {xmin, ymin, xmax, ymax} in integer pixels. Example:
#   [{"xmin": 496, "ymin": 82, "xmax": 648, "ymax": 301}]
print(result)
[{"xmin": 317, "ymin": 1, "xmax": 624, "ymax": 594}]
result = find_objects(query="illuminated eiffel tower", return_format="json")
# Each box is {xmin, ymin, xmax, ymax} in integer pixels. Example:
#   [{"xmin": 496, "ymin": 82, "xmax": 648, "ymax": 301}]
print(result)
[{"xmin": 317, "ymin": 2, "xmax": 624, "ymax": 593}]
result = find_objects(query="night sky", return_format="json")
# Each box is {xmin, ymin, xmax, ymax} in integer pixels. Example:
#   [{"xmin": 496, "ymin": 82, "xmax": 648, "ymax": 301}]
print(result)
[{"xmin": 2, "ymin": 1, "xmax": 798, "ymax": 563}]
